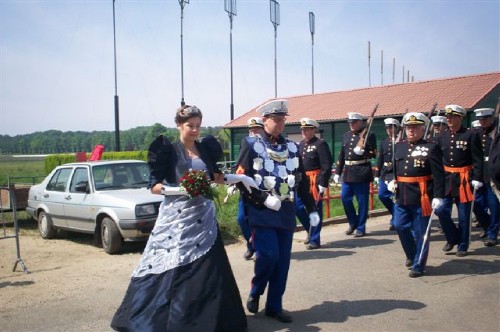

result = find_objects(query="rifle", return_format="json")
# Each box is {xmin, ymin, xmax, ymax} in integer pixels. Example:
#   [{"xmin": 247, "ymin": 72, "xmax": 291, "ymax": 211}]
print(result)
[
  {"xmin": 398, "ymin": 108, "xmax": 409, "ymax": 141},
  {"xmin": 356, "ymin": 103, "xmax": 379, "ymax": 151},
  {"xmin": 423, "ymin": 103, "xmax": 438, "ymax": 139}
]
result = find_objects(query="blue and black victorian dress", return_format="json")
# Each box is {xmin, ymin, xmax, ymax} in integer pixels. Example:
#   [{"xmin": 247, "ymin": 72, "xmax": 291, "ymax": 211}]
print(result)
[{"xmin": 111, "ymin": 135, "xmax": 247, "ymax": 332}]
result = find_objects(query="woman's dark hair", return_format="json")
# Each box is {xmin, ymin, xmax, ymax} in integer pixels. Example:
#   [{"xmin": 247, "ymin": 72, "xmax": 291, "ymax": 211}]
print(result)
[{"xmin": 175, "ymin": 105, "xmax": 203, "ymax": 125}]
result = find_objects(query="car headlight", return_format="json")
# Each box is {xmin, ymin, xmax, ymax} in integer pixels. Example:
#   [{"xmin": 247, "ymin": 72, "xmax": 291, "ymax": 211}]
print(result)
[{"xmin": 136, "ymin": 204, "xmax": 157, "ymax": 217}]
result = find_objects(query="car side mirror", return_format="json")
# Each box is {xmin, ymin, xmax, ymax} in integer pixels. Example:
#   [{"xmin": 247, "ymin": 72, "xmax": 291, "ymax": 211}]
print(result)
[{"xmin": 75, "ymin": 181, "xmax": 89, "ymax": 193}]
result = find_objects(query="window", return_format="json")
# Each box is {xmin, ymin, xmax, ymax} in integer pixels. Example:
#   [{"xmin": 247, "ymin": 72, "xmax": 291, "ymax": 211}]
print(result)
[
  {"xmin": 70, "ymin": 167, "xmax": 89, "ymax": 193},
  {"xmin": 46, "ymin": 168, "xmax": 72, "ymax": 192}
]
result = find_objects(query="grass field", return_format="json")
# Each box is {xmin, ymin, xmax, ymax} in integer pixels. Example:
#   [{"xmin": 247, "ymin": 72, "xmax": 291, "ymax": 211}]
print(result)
[{"xmin": 0, "ymin": 155, "xmax": 47, "ymax": 186}]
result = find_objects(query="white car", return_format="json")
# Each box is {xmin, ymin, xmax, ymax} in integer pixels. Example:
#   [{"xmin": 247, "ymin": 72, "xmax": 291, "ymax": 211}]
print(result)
[{"xmin": 26, "ymin": 160, "xmax": 163, "ymax": 254}]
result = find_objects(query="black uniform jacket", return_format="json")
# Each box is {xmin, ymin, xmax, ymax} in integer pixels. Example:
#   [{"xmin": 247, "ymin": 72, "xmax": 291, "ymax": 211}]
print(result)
[
  {"xmin": 299, "ymin": 136, "xmax": 333, "ymax": 187},
  {"xmin": 488, "ymin": 133, "xmax": 500, "ymax": 190},
  {"xmin": 376, "ymin": 137, "xmax": 396, "ymax": 182},
  {"xmin": 436, "ymin": 126, "xmax": 483, "ymax": 197},
  {"xmin": 394, "ymin": 139, "xmax": 445, "ymax": 206},
  {"xmin": 477, "ymin": 122, "xmax": 497, "ymax": 182},
  {"xmin": 235, "ymin": 133, "xmax": 317, "ymax": 214},
  {"xmin": 335, "ymin": 131, "xmax": 377, "ymax": 183}
]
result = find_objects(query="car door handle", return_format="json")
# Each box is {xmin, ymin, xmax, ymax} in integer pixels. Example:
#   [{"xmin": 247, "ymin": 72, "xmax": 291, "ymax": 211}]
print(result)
[
  {"xmin": 43, "ymin": 194, "xmax": 49, "ymax": 198},
  {"xmin": 65, "ymin": 195, "xmax": 72, "ymax": 200}
]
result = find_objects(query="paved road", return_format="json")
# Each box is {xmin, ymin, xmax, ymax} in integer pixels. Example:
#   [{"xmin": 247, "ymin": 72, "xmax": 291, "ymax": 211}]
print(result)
[{"xmin": 1, "ymin": 213, "xmax": 499, "ymax": 331}]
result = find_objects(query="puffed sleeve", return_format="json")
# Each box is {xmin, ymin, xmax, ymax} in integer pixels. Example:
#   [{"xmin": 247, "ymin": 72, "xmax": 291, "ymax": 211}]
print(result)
[
  {"xmin": 147, "ymin": 135, "xmax": 177, "ymax": 188},
  {"xmin": 199, "ymin": 135, "xmax": 223, "ymax": 178}
]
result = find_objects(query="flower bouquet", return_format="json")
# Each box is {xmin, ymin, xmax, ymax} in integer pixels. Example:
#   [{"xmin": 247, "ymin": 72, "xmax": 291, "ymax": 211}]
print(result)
[{"xmin": 179, "ymin": 169, "xmax": 218, "ymax": 201}]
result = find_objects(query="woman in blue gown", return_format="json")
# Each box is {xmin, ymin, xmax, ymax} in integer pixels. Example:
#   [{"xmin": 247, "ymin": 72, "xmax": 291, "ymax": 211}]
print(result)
[{"xmin": 111, "ymin": 105, "xmax": 250, "ymax": 332}]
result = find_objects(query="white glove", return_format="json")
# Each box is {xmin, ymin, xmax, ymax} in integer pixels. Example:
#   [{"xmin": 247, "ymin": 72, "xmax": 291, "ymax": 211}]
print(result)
[
  {"xmin": 318, "ymin": 185, "xmax": 327, "ymax": 195},
  {"xmin": 309, "ymin": 212, "xmax": 320, "ymax": 227},
  {"xmin": 161, "ymin": 186, "xmax": 187, "ymax": 196},
  {"xmin": 333, "ymin": 174, "xmax": 340, "ymax": 183},
  {"xmin": 471, "ymin": 180, "xmax": 483, "ymax": 190},
  {"xmin": 224, "ymin": 174, "xmax": 259, "ymax": 193},
  {"xmin": 431, "ymin": 197, "xmax": 443, "ymax": 210},
  {"xmin": 353, "ymin": 146, "xmax": 365, "ymax": 155},
  {"xmin": 374, "ymin": 177, "xmax": 379, "ymax": 185},
  {"xmin": 223, "ymin": 185, "xmax": 238, "ymax": 203},
  {"xmin": 264, "ymin": 194, "xmax": 281, "ymax": 211},
  {"xmin": 387, "ymin": 180, "xmax": 397, "ymax": 193}
]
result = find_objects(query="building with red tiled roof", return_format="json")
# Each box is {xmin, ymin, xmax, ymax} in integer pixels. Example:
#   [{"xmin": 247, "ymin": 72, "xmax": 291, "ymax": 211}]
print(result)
[{"xmin": 224, "ymin": 72, "xmax": 499, "ymax": 160}]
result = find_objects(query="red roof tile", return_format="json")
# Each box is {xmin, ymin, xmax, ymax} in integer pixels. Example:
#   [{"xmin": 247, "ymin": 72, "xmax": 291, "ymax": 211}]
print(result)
[{"xmin": 225, "ymin": 72, "xmax": 500, "ymax": 127}]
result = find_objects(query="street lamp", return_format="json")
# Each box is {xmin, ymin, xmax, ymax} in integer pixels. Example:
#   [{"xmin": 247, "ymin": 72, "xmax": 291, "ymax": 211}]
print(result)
[
  {"xmin": 178, "ymin": 0, "xmax": 189, "ymax": 106},
  {"xmin": 270, "ymin": 0, "xmax": 280, "ymax": 98},
  {"xmin": 309, "ymin": 11, "xmax": 315, "ymax": 95},
  {"xmin": 225, "ymin": 0, "xmax": 237, "ymax": 121},
  {"xmin": 112, "ymin": 0, "xmax": 120, "ymax": 151}
]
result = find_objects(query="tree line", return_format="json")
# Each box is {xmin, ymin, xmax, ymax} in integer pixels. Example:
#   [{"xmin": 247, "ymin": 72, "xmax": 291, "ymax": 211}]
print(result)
[{"xmin": 0, "ymin": 123, "xmax": 227, "ymax": 154}]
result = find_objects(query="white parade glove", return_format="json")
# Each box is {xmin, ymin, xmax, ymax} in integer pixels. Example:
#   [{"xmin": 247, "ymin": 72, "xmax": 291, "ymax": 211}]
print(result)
[
  {"xmin": 431, "ymin": 198, "xmax": 443, "ymax": 210},
  {"xmin": 333, "ymin": 174, "xmax": 340, "ymax": 183},
  {"xmin": 224, "ymin": 174, "xmax": 259, "ymax": 193},
  {"xmin": 223, "ymin": 185, "xmax": 238, "ymax": 203},
  {"xmin": 471, "ymin": 180, "xmax": 483, "ymax": 190},
  {"xmin": 374, "ymin": 177, "xmax": 379, "ymax": 185},
  {"xmin": 309, "ymin": 212, "xmax": 320, "ymax": 227},
  {"xmin": 387, "ymin": 180, "xmax": 397, "ymax": 193},
  {"xmin": 318, "ymin": 185, "xmax": 327, "ymax": 195},
  {"xmin": 353, "ymin": 146, "xmax": 365, "ymax": 155},
  {"xmin": 264, "ymin": 195, "xmax": 281, "ymax": 211},
  {"xmin": 161, "ymin": 186, "xmax": 187, "ymax": 196}
]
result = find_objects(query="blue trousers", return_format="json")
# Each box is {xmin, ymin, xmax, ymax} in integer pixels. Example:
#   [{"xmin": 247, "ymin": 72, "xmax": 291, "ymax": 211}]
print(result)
[
  {"xmin": 394, "ymin": 204, "xmax": 429, "ymax": 272},
  {"xmin": 435, "ymin": 196, "xmax": 471, "ymax": 251},
  {"xmin": 237, "ymin": 199, "xmax": 253, "ymax": 251},
  {"xmin": 295, "ymin": 195, "xmax": 323, "ymax": 245},
  {"xmin": 341, "ymin": 182, "xmax": 370, "ymax": 234},
  {"xmin": 378, "ymin": 180, "xmax": 395, "ymax": 226},
  {"xmin": 473, "ymin": 184, "xmax": 500, "ymax": 240},
  {"xmin": 250, "ymin": 226, "xmax": 293, "ymax": 314}
]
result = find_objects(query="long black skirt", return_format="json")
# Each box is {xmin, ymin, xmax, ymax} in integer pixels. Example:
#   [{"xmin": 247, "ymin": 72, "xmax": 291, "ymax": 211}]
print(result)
[{"xmin": 111, "ymin": 233, "xmax": 247, "ymax": 332}]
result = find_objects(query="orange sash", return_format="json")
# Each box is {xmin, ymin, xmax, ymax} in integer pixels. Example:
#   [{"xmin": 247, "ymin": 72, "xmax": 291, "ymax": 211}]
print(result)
[
  {"xmin": 397, "ymin": 175, "xmax": 433, "ymax": 217},
  {"xmin": 306, "ymin": 169, "xmax": 321, "ymax": 201},
  {"xmin": 444, "ymin": 165, "xmax": 473, "ymax": 203}
]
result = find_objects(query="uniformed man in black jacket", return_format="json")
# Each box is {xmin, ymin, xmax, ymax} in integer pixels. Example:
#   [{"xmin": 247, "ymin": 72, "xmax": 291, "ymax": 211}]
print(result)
[
  {"xmin": 435, "ymin": 105, "xmax": 484, "ymax": 257},
  {"xmin": 333, "ymin": 112, "xmax": 377, "ymax": 237},
  {"xmin": 472, "ymin": 108, "xmax": 498, "ymax": 247},
  {"xmin": 296, "ymin": 117, "xmax": 333, "ymax": 249},
  {"xmin": 388, "ymin": 112, "xmax": 445, "ymax": 278},
  {"xmin": 429, "ymin": 115, "xmax": 448, "ymax": 141},
  {"xmin": 375, "ymin": 118, "xmax": 401, "ymax": 231}
]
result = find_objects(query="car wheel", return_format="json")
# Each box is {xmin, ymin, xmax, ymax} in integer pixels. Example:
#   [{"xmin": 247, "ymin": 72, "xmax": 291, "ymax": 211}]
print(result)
[
  {"xmin": 101, "ymin": 217, "xmax": 122, "ymax": 254},
  {"xmin": 38, "ymin": 211, "xmax": 57, "ymax": 239}
]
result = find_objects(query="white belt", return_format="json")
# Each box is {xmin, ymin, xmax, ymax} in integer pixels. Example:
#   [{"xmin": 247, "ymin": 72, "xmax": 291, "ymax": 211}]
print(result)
[{"xmin": 345, "ymin": 159, "xmax": 369, "ymax": 166}]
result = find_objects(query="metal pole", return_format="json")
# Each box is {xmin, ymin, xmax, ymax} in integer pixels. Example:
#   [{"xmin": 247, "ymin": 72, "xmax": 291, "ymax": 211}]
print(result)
[
  {"xmin": 381, "ymin": 49, "xmax": 383, "ymax": 86},
  {"xmin": 225, "ymin": 0, "xmax": 237, "ymax": 121},
  {"xmin": 368, "ymin": 41, "xmax": 371, "ymax": 87},
  {"xmin": 309, "ymin": 12, "xmax": 315, "ymax": 95},
  {"xmin": 112, "ymin": 0, "xmax": 120, "ymax": 151},
  {"xmin": 179, "ymin": 0, "xmax": 189, "ymax": 106},
  {"xmin": 270, "ymin": 0, "xmax": 280, "ymax": 98}
]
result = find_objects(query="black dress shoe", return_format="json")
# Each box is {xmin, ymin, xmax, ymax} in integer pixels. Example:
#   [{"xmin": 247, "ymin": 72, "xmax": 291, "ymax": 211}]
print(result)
[
  {"xmin": 243, "ymin": 248, "xmax": 255, "ymax": 260},
  {"xmin": 409, "ymin": 270, "xmax": 423, "ymax": 278},
  {"xmin": 442, "ymin": 243, "xmax": 455, "ymax": 252},
  {"xmin": 479, "ymin": 232, "xmax": 488, "ymax": 239},
  {"xmin": 456, "ymin": 250, "xmax": 468, "ymax": 257},
  {"xmin": 345, "ymin": 227, "xmax": 354, "ymax": 235},
  {"xmin": 405, "ymin": 259, "xmax": 413, "ymax": 268},
  {"xmin": 389, "ymin": 225, "xmax": 396, "ymax": 231},
  {"xmin": 246, "ymin": 295, "xmax": 259, "ymax": 313},
  {"xmin": 306, "ymin": 243, "xmax": 321, "ymax": 250},
  {"xmin": 265, "ymin": 311, "xmax": 292, "ymax": 323},
  {"xmin": 304, "ymin": 237, "xmax": 310, "ymax": 245},
  {"xmin": 484, "ymin": 239, "xmax": 497, "ymax": 247},
  {"xmin": 354, "ymin": 232, "xmax": 365, "ymax": 238}
]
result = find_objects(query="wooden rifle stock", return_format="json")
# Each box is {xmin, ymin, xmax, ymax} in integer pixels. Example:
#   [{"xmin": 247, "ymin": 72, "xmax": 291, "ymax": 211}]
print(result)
[
  {"xmin": 356, "ymin": 103, "xmax": 379, "ymax": 150},
  {"xmin": 424, "ymin": 103, "xmax": 438, "ymax": 139}
]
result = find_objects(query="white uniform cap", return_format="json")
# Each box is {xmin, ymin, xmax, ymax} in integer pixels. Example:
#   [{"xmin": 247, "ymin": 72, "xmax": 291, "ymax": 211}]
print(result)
[
  {"xmin": 431, "ymin": 115, "xmax": 447, "ymax": 124},
  {"xmin": 247, "ymin": 117, "xmax": 264, "ymax": 128},
  {"xmin": 257, "ymin": 99, "xmax": 288, "ymax": 116},
  {"xmin": 444, "ymin": 104, "xmax": 466, "ymax": 117},
  {"xmin": 474, "ymin": 108, "xmax": 494, "ymax": 118},
  {"xmin": 403, "ymin": 112, "xmax": 429, "ymax": 126},
  {"xmin": 383, "ymin": 118, "xmax": 401, "ymax": 127},
  {"xmin": 347, "ymin": 112, "xmax": 366, "ymax": 122},
  {"xmin": 300, "ymin": 117, "xmax": 319, "ymax": 129},
  {"xmin": 471, "ymin": 120, "xmax": 481, "ymax": 128}
]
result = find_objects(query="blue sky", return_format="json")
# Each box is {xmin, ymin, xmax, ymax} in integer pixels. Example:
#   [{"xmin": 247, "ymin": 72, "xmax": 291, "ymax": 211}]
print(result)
[{"xmin": 1, "ymin": 0, "xmax": 498, "ymax": 136}]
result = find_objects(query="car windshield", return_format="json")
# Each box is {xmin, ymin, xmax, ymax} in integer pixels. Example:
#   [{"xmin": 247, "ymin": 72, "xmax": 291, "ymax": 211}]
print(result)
[{"xmin": 92, "ymin": 163, "xmax": 150, "ymax": 190}]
